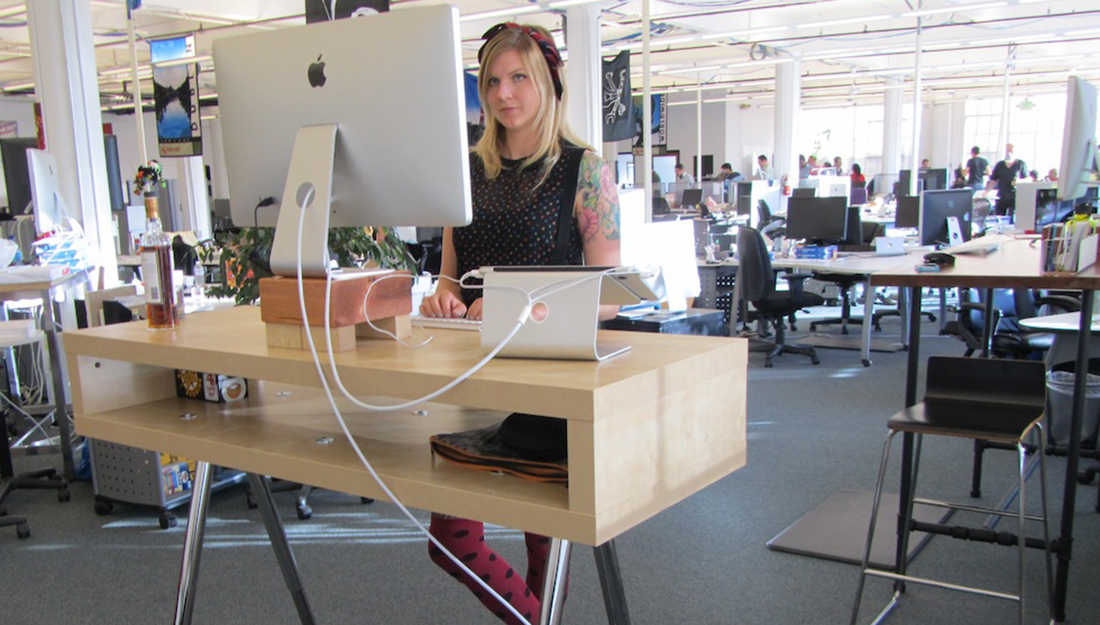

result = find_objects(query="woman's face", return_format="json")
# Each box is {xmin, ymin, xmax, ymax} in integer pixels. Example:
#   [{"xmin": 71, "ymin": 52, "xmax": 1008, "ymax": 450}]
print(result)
[{"xmin": 485, "ymin": 48, "xmax": 541, "ymax": 135}]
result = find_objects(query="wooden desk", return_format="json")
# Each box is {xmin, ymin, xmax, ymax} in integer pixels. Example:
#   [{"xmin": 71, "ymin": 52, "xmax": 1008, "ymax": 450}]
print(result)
[
  {"xmin": 63, "ymin": 306, "xmax": 747, "ymax": 623},
  {"xmin": 873, "ymin": 234, "xmax": 1097, "ymax": 622},
  {"xmin": 0, "ymin": 268, "xmax": 91, "ymax": 479}
]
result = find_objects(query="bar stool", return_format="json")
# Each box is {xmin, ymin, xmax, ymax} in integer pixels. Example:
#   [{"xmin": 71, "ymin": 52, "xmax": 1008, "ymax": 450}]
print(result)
[
  {"xmin": 850, "ymin": 356, "xmax": 1053, "ymax": 625},
  {"xmin": 0, "ymin": 319, "xmax": 69, "ymax": 539}
]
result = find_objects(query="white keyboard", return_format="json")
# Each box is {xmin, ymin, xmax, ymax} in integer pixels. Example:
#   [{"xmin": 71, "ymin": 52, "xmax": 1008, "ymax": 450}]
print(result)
[{"xmin": 410, "ymin": 316, "xmax": 482, "ymax": 331}]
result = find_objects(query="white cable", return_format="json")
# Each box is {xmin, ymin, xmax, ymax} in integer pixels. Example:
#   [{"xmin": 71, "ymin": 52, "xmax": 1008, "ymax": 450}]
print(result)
[{"xmin": 293, "ymin": 193, "xmax": 536, "ymax": 625}]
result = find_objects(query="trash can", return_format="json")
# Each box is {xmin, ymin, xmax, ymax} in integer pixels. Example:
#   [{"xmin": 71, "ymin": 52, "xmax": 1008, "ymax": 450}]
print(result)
[{"xmin": 1046, "ymin": 359, "xmax": 1100, "ymax": 448}]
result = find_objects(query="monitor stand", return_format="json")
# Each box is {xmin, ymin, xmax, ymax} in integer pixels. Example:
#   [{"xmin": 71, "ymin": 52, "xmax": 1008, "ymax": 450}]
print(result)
[{"xmin": 261, "ymin": 123, "xmax": 412, "ymax": 352}]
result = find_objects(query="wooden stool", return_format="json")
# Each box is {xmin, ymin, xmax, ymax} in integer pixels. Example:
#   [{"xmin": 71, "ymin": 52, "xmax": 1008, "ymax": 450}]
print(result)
[{"xmin": 850, "ymin": 356, "xmax": 1053, "ymax": 625}]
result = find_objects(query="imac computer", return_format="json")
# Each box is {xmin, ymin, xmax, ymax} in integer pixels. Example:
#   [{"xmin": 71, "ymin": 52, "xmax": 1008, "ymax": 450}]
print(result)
[
  {"xmin": 213, "ymin": 5, "xmax": 472, "ymax": 278},
  {"xmin": 919, "ymin": 189, "xmax": 973, "ymax": 247},
  {"xmin": 27, "ymin": 149, "xmax": 70, "ymax": 234},
  {"xmin": 785, "ymin": 197, "xmax": 849, "ymax": 244},
  {"xmin": 1058, "ymin": 76, "xmax": 1098, "ymax": 203},
  {"xmin": 680, "ymin": 188, "xmax": 703, "ymax": 209}
]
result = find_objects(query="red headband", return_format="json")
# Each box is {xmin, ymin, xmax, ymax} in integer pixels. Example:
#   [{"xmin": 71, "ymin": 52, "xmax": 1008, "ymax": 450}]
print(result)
[{"xmin": 479, "ymin": 22, "xmax": 564, "ymax": 100}]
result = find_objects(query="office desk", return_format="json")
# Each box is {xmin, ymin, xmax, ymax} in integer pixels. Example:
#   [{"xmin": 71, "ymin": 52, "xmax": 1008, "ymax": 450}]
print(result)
[
  {"xmin": 0, "ymin": 268, "xmax": 91, "ymax": 480},
  {"xmin": 873, "ymin": 234, "xmax": 1097, "ymax": 622},
  {"xmin": 63, "ymin": 306, "xmax": 747, "ymax": 623}
]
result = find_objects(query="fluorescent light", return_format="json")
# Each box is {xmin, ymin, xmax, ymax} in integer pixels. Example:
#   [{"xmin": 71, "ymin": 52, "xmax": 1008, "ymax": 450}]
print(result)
[
  {"xmin": 460, "ymin": 5, "xmax": 542, "ymax": 22},
  {"xmin": 903, "ymin": 2, "xmax": 1008, "ymax": 18},
  {"xmin": 0, "ymin": 5, "xmax": 26, "ymax": 19},
  {"xmin": 702, "ymin": 26, "xmax": 789, "ymax": 40},
  {"xmin": 153, "ymin": 55, "xmax": 212, "ymax": 68},
  {"xmin": 1066, "ymin": 28, "xmax": 1100, "ymax": 37},
  {"xmin": 2, "ymin": 81, "xmax": 35, "ymax": 91},
  {"xmin": 798, "ymin": 15, "xmax": 891, "ymax": 30}
]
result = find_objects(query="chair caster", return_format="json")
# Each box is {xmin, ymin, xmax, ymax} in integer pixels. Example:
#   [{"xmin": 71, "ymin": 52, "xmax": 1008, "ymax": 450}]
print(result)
[
  {"xmin": 811, "ymin": 356, "xmax": 820, "ymax": 365},
  {"xmin": 94, "ymin": 498, "xmax": 113, "ymax": 516},
  {"xmin": 16, "ymin": 522, "xmax": 29, "ymax": 539},
  {"xmin": 296, "ymin": 503, "xmax": 312, "ymax": 520},
  {"xmin": 360, "ymin": 497, "xmax": 374, "ymax": 505},
  {"xmin": 159, "ymin": 511, "xmax": 178, "ymax": 529},
  {"xmin": 862, "ymin": 359, "xmax": 872, "ymax": 367},
  {"xmin": 58, "ymin": 486, "xmax": 70, "ymax": 503}
]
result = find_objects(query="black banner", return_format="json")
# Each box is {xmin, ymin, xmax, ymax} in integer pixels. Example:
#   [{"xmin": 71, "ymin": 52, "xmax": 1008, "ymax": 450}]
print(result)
[
  {"xmin": 305, "ymin": 0, "xmax": 389, "ymax": 22},
  {"xmin": 602, "ymin": 51, "xmax": 633, "ymax": 142}
]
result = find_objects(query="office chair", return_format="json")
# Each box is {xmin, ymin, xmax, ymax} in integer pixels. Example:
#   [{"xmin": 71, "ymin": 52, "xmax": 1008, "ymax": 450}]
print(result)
[
  {"xmin": 0, "ymin": 320, "xmax": 71, "ymax": 539},
  {"xmin": 653, "ymin": 196, "xmax": 672, "ymax": 215},
  {"xmin": 736, "ymin": 226, "xmax": 823, "ymax": 367},
  {"xmin": 810, "ymin": 222, "xmax": 889, "ymax": 335},
  {"xmin": 850, "ymin": 357, "xmax": 1053, "ymax": 625},
  {"xmin": 942, "ymin": 288, "xmax": 1080, "ymax": 359},
  {"xmin": 755, "ymin": 199, "xmax": 785, "ymax": 239}
]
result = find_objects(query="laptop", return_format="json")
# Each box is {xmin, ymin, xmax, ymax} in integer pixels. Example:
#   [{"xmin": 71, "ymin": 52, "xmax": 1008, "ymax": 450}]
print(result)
[{"xmin": 480, "ymin": 266, "xmax": 660, "ymax": 361}]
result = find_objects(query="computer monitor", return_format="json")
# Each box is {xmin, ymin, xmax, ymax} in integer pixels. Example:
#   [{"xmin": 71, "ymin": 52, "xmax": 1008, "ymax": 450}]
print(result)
[
  {"xmin": 842, "ymin": 205, "xmax": 862, "ymax": 246},
  {"xmin": 894, "ymin": 196, "xmax": 920, "ymax": 229},
  {"xmin": 918, "ymin": 168, "xmax": 948, "ymax": 191},
  {"xmin": 213, "ymin": 5, "xmax": 472, "ymax": 278},
  {"xmin": 681, "ymin": 188, "xmax": 703, "ymax": 208},
  {"xmin": 1058, "ymin": 76, "xmax": 1098, "ymax": 202},
  {"xmin": 27, "ymin": 149, "xmax": 71, "ymax": 235},
  {"xmin": 785, "ymin": 197, "xmax": 849, "ymax": 244},
  {"xmin": 0, "ymin": 138, "xmax": 36, "ymax": 214},
  {"xmin": 919, "ymin": 189, "xmax": 974, "ymax": 247},
  {"xmin": 850, "ymin": 187, "xmax": 868, "ymax": 206},
  {"xmin": 736, "ymin": 192, "xmax": 752, "ymax": 216},
  {"xmin": 791, "ymin": 187, "xmax": 816, "ymax": 199},
  {"xmin": 1036, "ymin": 188, "xmax": 1075, "ymax": 228},
  {"xmin": 896, "ymin": 170, "xmax": 924, "ymax": 197}
]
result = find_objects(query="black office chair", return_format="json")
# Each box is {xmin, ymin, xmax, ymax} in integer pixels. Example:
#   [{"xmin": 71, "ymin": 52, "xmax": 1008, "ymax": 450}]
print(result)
[
  {"xmin": 653, "ymin": 196, "xmax": 672, "ymax": 216},
  {"xmin": 755, "ymin": 200, "xmax": 785, "ymax": 239},
  {"xmin": 942, "ymin": 288, "xmax": 1080, "ymax": 359},
  {"xmin": 811, "ymin": 222, "xmax": 888, "ymax": 335},
  {"xmin": 737, "ymin": 226, "xmax": 823, "ymax": 367}
]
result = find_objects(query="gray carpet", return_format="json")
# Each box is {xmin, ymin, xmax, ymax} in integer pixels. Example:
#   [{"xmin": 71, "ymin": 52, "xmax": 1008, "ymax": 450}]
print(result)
[{"xmin": 2, "ymin": 319, "xmax": 1099, "ymax": 624}]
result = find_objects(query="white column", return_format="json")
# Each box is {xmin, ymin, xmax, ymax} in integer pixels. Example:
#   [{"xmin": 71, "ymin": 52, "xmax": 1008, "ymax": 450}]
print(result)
[
  {"xmin": 642, "ymin": 0, "xmax": 652, "ymax": 220},
  {"xmin": 564, "ymin": 5, "xmax": 602, "ymax": 148},
  {"xmin": 883, "ymin": 78, "xmax": 903, "ymax": 177},
  {"xmin": 696, "ymin": 78, "xmax": 702, "ymax": 181},
  {"xmin": 774, "ymin": 57, "xmax": 801, "ymax": 210},
  {"xmin": 909, "ymin": 16, "xmax": 924, "ymax": 196},
  {"xmin": 173, "ymin": 157, "xmax": 211, "ymax": 240},
  {"xmin": 27, "ymin": 0, "xmax": 117, "ymax": 284}
]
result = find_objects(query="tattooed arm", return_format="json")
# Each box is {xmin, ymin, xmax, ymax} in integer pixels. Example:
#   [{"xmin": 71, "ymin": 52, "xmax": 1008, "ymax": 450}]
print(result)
[{"xmin": 574, "ymin": 150, "xmax": 623, "ymax": 321}]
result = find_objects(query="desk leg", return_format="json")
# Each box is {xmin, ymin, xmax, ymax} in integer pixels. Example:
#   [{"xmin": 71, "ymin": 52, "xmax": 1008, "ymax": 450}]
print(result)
[
  {"xmin": 247, "ymin": 474, "xmax": 316, "ymax": 625},
  {"xmin": 860, "ymin": 277, "xmax": 873, "ymax": 367},
  {"xmin": 1053, "ymin": 289, "xmax": 1093, "ymax": 622},
  {"xmin": 980, "ymin": 288, "xmax": 995, "ymax": 358},
  {"xmin": 892, "ymin": 286, "xmax": 924, "ymax": 592},
  {"xmin": 174, "ymin": 461, "xmax": 213, "ymax": 625},
  {"xmin": 539, "ymin": 538, "xmax": 572, "ymax": 625},
  {"xmin": 41, "ymin": 296, "xmax": 74, "ymax": 481},
  {"xmin": 593, "ymin": 541, "xmax": 631, "ymax": 625}
]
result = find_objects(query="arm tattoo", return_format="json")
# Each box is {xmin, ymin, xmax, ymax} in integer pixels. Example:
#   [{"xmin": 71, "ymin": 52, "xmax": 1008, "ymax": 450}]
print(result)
[{"xmin": 576, "ymin": 151, "xmax": 621, "ymax": 243}]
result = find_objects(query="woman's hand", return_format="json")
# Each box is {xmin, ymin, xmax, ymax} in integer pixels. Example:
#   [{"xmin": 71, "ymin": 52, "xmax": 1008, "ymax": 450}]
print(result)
[
  {"xmin": 420, "ymin": 290, "xmax": 467, "ymax": 318},
  {"xmin": 465, "ymin": 298, "xmax": 484, "ymax": 321}
]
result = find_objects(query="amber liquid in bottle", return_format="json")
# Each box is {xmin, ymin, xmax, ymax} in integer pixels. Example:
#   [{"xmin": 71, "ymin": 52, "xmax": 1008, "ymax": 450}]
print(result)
[{"xmin": 140, "ymin": 195, "xmax": 178, "ymax": 330}]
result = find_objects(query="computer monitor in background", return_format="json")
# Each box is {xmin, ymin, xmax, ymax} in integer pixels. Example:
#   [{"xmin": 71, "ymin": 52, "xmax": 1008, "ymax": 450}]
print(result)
[
  {"xmin": 792, "ymin": 187, "xmax": 816, "ymax": 199},
  {"xmin": 0, "ymin": 138, "xmax": 36, "ymax": 214},
  {"xmin": 894, "ymin": 196, "xmax": 920, "ymax": 228},
  {"xmin": 919, "ymin": 168, "xmax": 948, "ymax": 191},
  {"xmin": 1035, "ymin": 188, "xmax": 1075, "ymax": 228},
  {"xmin": 920, "ymin": 189, "xmax": 974, "ymax": 247},
  {"xmin": 785, "ymin": 197, "xmax": 849, "ymax": 244},
  {"xmin": 737, "ymin": 191, "xmax": 752, "ymax": 216},
  {"xmin": 841, "ymin": 205, "xmax": 862, "ymax": 246},
  {"xmin": 27, "ymin": 149, "xmax": 71, "ymax": 234},
  {"xmin": 850, "ymin": 187, "xmax": 868, "ymax": 206},
  {"xmin": 1058, "ymin": 76, "xmax": 1098, "ymax": 202},
  {"xmin": 681, "ymin": 188, "xmax": 703, "ymax": 209},
  {"xmin": 213, "ymin": 5, "xmax": 471, "ymax": 278},
  {"xmin": 896, "ymin": 170, "xmax": 924, "ymax": 197}
]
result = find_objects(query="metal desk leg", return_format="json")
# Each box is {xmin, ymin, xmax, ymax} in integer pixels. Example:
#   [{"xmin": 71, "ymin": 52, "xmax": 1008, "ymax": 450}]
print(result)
[
  {"xmin": 593, "ymin": 541, "xmax": 631, "ymax": 625},
  {"xmin": 1053, "ymin": 289, "xmax": 1093, "ymax": 621},
  {"xmin": 40, "ymin": 296, "xmax": 73, "ymax": 480},
  {"xmin": 860, "ymin": 277, "xmax": 874, "ymax": 366},
  {"xmin": 539, "ymin": 538, "xmax": 572, "ymax": 625},
  {"xmin": 174, "ymin": 461, "xmax": 213, "ymax": 625},
  {"xmin": 247, "ymin": 474, "xmax": 316, "ymax": 625},
  {"xmin": 980, "ymin": 287, "xmax": 995, "ymax": 358},
  {"xmin": 892, "ymin": 286, "xmax": 924, "ymax": 593}
]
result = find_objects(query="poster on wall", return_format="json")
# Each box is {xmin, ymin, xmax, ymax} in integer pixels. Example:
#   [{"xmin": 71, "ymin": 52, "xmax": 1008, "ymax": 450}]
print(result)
[
  {"xmin": 150, "ymin": 35, "xmax": 202, "ymax": 157},
  {"xmin": 602, "ymin": 51, "xmax": 633, "ymax": 142}
]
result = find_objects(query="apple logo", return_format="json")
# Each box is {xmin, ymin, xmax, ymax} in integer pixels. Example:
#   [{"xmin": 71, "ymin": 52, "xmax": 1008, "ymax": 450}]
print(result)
[{"xmin": 308, "ymin": 54, "xmax": 326, "ymax": 88}]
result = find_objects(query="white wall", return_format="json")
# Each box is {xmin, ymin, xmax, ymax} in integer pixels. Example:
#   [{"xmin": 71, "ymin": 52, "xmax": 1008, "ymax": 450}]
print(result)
[
  {"xmin": 922, "ymin": 101, "xmax": 966, "ymax": 173},
  {"xmin": 724, "ymin": 102, "xmax": 774, "ymax": 176},
  {"xmin": 666, "ymin": 100, "xmax": 727, "ymax": 178}
]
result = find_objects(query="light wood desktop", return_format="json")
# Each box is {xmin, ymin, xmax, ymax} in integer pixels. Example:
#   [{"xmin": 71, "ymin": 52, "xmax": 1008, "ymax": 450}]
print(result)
[
  {"xmin": 62, "ymin": 306, "xmax": 747, "ymax": 623},
  {"xmin": 873, "ymin": 233, "xmax": 1099, "ymax": 622}
]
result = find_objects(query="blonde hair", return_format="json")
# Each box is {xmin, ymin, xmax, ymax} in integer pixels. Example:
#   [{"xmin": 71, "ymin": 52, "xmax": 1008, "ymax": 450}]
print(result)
[{"xmin": 474, "ymin": 25, "xmax": 589, "ymax": 183}]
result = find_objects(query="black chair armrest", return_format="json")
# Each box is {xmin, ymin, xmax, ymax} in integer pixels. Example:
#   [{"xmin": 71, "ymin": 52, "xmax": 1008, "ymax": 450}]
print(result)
[
  {"xmin": 780, "ymin": 271, "xmax": 814, "ymax": 294},
  {"xmin": 1035, "ymin": 295, "xmax": 1082, "ymax": 313}
]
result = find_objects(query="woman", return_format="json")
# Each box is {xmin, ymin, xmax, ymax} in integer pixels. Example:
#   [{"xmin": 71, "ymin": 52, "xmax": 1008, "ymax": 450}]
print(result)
[
  {"xmin": 419, "ymin": 22, "xmax": 621, "ymax": 625},
  {"xmin": 850, "ymin": 163, "xmax": 866, "ymax": 188}
]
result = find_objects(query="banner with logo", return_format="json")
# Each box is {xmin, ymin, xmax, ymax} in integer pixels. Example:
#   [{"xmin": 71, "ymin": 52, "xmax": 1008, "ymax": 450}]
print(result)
[
  {"xmin": 602, "ymin": 51, "xmax": 633, "ymax": 142},
  {"xmin": 150, "ymin": 35, "xmax": 201, "ymax": 157},
  {"xmin": 305, "ymin": 0, "xmax": 389, "ymax": 22},
  {"xmin": 632, "ymin": 94, "xmax": 666, "ymax": 147}
]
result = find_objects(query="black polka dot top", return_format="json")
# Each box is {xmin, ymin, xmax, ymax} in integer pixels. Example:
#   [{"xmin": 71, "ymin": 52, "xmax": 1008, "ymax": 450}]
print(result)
[{"xmin": 453, "ymin": 146, "xmax": 586, "ymax": 307}]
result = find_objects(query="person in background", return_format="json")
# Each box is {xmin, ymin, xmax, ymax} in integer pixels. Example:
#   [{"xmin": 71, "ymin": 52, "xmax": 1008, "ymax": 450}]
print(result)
[
  {"xmin": 674, "ymin": 162, "xmax": 694, "ymax": 184},
  {"xmin": 986, "ymin": 143, "xmax": 1029, "ymax": 216},
  {"xmin": 921, "ymin": 158, "xmax": 931, "ymax": 169},
  {"xmin": 833, "ymin": 156, "xmax": 845, "ymax": 175},
  {"xmin": 756, "ymin": 154, "xmax": 773, "ymax": 180},
  {"xmin": 850, "ymin": 163, "xmax": 866, "ymax": 188},
  {"xmin": 1046, "ymin": 168, "xmax": 1059, "ymax": 182},
  {"xmin": 951, "ymin": 166, "xmax": 968, "ymax": 189},
  {"xmin": 419, "ymin": 22, "xmax": 621, "ymax": 625},
  {"xmin": 799, "ymin": 154, "xmax": 810, "ymax": 179},
  {"xmin": 965, "ymin": 145, "xmax": 989, "ymax": 192},
  {"xmin": 715, "ymin": 162, "xmax": 735, "ymax": 181}
]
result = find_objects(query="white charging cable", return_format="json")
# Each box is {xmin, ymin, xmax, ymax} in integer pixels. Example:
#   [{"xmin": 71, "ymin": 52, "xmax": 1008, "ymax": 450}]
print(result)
[{"xmin": 293, "ymin": 191, "xmax": 536, "ymax": 625}]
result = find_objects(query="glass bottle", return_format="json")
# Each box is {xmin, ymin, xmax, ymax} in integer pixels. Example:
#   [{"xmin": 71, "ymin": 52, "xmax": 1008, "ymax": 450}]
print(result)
[{"xmin": 140, "ymin": 191, "xmax": 179, "ymax": 330}]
